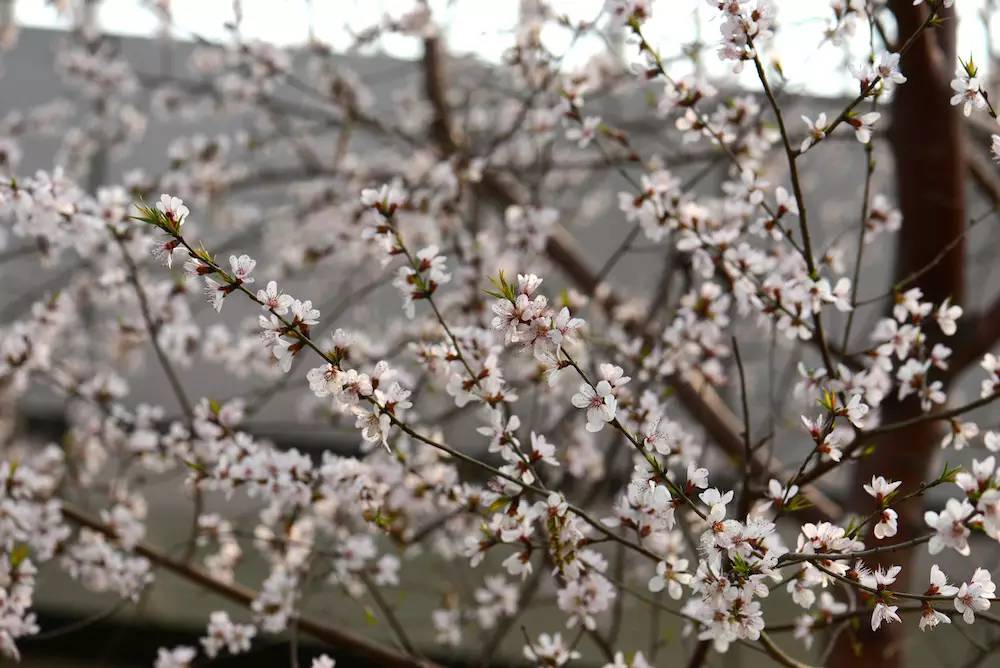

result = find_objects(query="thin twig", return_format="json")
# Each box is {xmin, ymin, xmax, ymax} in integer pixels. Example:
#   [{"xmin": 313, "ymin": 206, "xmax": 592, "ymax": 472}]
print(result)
[
  {"xmin": 60, "ymin": 505, "xmax": 436, "ymax": 668},
  {"xmin": 732, "ymin": 336, "xmax": 754, "ymax": 517}
]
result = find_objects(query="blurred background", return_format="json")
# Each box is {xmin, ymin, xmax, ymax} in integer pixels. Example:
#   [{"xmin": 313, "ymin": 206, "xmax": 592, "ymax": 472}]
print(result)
[{"xmin": 3, "ymin": 1, "xmax": 1000, "ymax": 667}]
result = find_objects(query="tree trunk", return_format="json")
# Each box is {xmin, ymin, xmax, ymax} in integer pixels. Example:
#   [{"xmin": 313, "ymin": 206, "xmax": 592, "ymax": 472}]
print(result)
[{"xmin": 829, "ymin": 2, "xmax": 964, "ymax": 666}]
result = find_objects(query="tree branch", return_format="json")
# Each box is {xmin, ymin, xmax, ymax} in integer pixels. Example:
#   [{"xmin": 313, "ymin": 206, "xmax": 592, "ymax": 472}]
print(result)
[{"xmin": 59, "ymin": 505, "xmax": 438, "ymax": 668}]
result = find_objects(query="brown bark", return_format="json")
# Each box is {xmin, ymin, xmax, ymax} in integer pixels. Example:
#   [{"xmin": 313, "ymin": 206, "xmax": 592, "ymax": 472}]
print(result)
[{"xmin": 829, "ymin": 3, "xmax": 965, "ymax": 666}]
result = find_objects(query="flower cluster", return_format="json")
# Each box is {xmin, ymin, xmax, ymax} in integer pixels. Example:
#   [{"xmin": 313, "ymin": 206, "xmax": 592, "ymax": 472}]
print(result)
[{"xmin": 4, "ymin": 3, "xmax": 1000, "ymax": 667}]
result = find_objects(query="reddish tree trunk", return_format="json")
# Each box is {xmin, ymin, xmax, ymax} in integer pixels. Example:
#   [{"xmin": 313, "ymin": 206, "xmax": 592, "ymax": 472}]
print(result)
[{"xmin": 829, "ymin": 3, "xmax": 965, "ymax": 666}]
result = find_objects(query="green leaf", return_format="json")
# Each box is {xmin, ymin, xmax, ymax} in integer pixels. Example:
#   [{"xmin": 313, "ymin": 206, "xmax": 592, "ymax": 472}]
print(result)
[
  {"xmin": 786, "ymin": 494, "xmax": 814, "ymax": 512},
  {"xmin": 9, "ymin": 544, "xmax": 29, "ymax": 568},
  {"xmin": 939, "ymin": 462, "xmax": 962, "ymax": 483},
  {"xmin": 486, "ymin": 496, "xmax": 510, "ymax": 514},
  {"xmin": 130, "ymin": 198, "xmax": 174, "ymax": 233},
  {"xmin": 960, "ymin": 54, "xmax": 978, "ymax": 78},
  {"xmin": 182, "ymin": 458, "xmax": 205, "ymax": 473},
  {"xmin": 363, "ymin": 606, "xmax": 377, "ymax": 625},
  {"xmin": 493, "ymin": 270, "xmax": 517, "ymax": 301}
]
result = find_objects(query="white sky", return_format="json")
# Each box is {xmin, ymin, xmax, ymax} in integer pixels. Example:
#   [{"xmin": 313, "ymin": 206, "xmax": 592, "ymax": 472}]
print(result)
[{"xmin": 10, "ymin": 0, "xmax": 996, "ymax": 97}]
